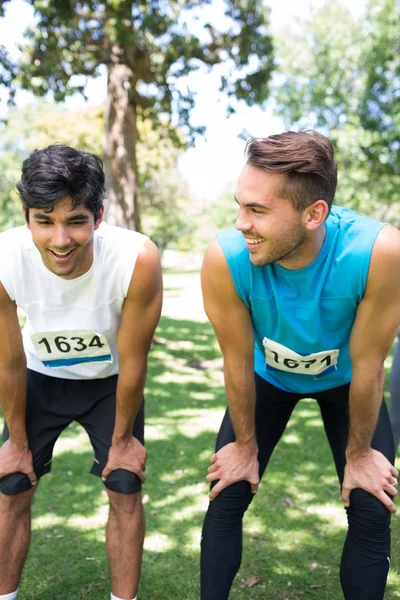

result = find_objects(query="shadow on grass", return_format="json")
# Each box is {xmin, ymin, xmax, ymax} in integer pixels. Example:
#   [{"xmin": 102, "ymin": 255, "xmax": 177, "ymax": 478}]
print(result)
[{"xmin": 1, "ymin": 316, "xmax": 399, "ymax": 599}]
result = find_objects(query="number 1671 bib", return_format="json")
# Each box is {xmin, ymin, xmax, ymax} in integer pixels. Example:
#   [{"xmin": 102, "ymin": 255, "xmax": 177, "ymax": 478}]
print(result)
[
  {"xmin": 31, "ymin": 330, "xmax": 113, "ymax": 368},
  {"xmin": 262, "ymin": 337, "xmax": 339, "ymax": 376}
]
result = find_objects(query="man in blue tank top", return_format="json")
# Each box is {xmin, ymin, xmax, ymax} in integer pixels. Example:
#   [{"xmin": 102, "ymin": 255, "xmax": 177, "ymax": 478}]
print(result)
[{"xmin": 200, "ymin": 131, "xmax": 400, "ymax": 600}]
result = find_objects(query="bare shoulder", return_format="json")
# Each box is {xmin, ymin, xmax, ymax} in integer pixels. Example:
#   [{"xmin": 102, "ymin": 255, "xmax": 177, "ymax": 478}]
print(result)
[
  {"xmin": 0, "ymin": 281, "xmax": 15, "ymax": 311},
  {"xmin": 364, "ymin": 224, "xmax": 400, "ymax": 302},
  {"xmin": 127, "ymin": 239, "xmax": 162, "ymax": 301},
  {"xmin": 201, "ymin": 236, "xmax": 244, "ymax": 320},
  {"xmin": 373, "ymin": 224, "xmax": 400, "ymax": 255},
  {"xmin": 369, "ymin": 224, "xmax": 400, "ymax": 284},
  {"xmin": 201, "ymin": 237, "xmax": 232, "ymax": 287}
]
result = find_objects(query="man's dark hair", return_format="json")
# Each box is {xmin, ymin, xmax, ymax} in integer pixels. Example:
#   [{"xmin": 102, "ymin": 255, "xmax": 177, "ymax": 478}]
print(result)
[
  {"xmin": 17, "ymin": 144, "xmax": 106, "ymax": 221},
  {"xmin": 245, "ymin": 130, "xmax": 337, "ymax": 211}
]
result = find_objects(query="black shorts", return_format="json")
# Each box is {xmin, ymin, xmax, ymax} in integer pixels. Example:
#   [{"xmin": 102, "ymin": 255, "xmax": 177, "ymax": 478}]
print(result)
[{"xmin": 1, "ymin": 369, "xmax": 144, "ymax": 496}]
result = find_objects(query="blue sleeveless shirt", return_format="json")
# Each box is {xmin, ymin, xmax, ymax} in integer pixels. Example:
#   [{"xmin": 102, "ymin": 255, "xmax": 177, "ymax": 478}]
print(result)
[{"xmin": 217, "ymin": 206, "xmax": 386, "ymax": 393}]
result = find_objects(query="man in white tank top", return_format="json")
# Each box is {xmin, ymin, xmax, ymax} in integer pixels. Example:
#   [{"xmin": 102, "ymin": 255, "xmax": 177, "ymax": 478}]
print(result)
[{"xmin": 0, "ymin": 144, "xmax": 162, "ymax": 600}]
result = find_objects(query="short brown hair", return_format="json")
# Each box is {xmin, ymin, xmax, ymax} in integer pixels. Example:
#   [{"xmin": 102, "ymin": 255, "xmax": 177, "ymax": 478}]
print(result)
[{"xmin": 245, "ymin": 130, "xmax": 337, "ymax": 211}]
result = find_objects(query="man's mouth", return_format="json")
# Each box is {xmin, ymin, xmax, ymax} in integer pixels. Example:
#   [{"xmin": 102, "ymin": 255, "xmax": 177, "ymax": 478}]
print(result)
[
  {"xmin": 244, "ymin": 237, "xmax": 265, "ymax": 247},
  {"xmin": 48, "ymin": 248, "xmax": 75, "ymax": 260}
]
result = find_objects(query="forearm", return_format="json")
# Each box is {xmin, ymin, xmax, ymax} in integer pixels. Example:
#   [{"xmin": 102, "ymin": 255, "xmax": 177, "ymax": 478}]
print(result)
[
  {"xmin": 112, "ymin": 359, "xmax": 147, "ymax": 443},
  {"xmin": 224, "ymin": 354, "xmax": 257, "ymax": 448},
  {"xmin": 0, "ymin": 360, "xmax": 27, "ymax": 445},
  {"xmin": 347, "ymin": 362, "xmax": 385, "ymax": 457}
]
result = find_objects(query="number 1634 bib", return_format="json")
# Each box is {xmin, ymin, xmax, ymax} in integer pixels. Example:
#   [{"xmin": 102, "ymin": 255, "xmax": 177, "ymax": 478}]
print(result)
[
  {"xmin": 31, "ymin": 330, "xmax": 113, "ymax": 368},
  {"xmin": 262, "ymin": 337, "xmax": 339, "ymax": 376}
]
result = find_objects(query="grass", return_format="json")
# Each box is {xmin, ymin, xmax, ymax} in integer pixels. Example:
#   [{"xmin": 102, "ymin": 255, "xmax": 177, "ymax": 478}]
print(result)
[{"xmin": 2, "ymin": 271, "xmax": 400, "ymax": 599}]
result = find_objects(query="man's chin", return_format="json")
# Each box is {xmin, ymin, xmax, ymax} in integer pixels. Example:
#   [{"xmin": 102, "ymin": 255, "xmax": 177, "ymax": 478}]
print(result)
[{"xmin": 249, "ymin": 252, "xmax": 270, "ymax": 268}]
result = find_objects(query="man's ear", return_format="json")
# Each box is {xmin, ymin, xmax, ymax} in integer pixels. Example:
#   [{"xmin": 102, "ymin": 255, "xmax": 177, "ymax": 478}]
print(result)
[
  {"xmin": 22, "ymin": 206, "xmax": 30, "ymax": 228},
  {"xmin": 303, "ymin": 200, "xmax": 329, "ymax": 231},
  {"xmin": 94, "ymin": 205, "xmax": 104, "ymax": 230}
]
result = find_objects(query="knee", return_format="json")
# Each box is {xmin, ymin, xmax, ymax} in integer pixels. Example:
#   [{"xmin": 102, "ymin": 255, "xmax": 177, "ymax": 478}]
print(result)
[
  {"xmin": 107, "ymin": 489, "xmax": 143, "ymax": 519},
  {"xmin": 0, "ymin": 486, "xmax": 35, "ymax": 518},
  {"xmin": 206, "ymin": 480, "xmax": 254, "ymax": 521},
  {"xmin": 103, "ymin": 468, "xmax": 142, "ymax": 495},
  {"xmin": 347, "ymin": 489, "xmax": 391, "ymax": 528},
  {"xmin": 0, "ymin": 473, "xmax": 34, "ymax": 496}
]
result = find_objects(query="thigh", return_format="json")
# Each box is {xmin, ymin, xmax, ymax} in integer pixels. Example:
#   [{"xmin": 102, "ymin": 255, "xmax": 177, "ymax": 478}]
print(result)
[
  {"xmin": 216, "ymin": 374, "xmax": 300, "ymax": 478},
  {"xmin": 318, "ymin": 384, "xmax": 395, "ymax": 484},
  {"xmin": 1, "ymin": 370, "xmax": 72, "ymax": 495},
  {"xmin": 77, "ymin": 376, "xmax": 144, "ymax": 494}
]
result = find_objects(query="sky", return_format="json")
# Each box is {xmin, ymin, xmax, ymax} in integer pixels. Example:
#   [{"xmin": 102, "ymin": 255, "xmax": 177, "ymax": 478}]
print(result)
[{"xmin": 0, "ymin": 0, "xmax": 366, "ymax": 202}]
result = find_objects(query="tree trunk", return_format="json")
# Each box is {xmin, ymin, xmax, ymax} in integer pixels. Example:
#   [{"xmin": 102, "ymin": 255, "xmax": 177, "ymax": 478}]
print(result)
[{"xmin": 103, "ymin": 54, "xmax": 140, "ymax": 231}]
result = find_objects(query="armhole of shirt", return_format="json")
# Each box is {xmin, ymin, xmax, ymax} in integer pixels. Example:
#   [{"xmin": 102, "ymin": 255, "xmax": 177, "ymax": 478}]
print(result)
[
  {"xmin": 360, "ymin": 221, "xmax": 388, "ymax": 299},
  {"xmin": 217, "ymin": 230, "xmax": 251, "ymax": 309},
  {"xmin": 122, "ymin": 234, "xmax": 149, "ymax": 297}
]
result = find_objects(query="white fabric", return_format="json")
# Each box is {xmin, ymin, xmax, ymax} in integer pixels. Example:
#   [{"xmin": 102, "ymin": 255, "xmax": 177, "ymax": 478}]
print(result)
[
  {"xmin": 0, "ymin": 589, "xmax": 18, "ymax": 600},
  {"xmin": 0, "ymin": 223, "xmax": 147, "ymax": 379},
  {"xmin": 262, "ymin": 337, "xmax": 339, "ymax": 376},
  {"xmin": 110, "ymin": 594, "xmax": 137, "ymax": 600}
]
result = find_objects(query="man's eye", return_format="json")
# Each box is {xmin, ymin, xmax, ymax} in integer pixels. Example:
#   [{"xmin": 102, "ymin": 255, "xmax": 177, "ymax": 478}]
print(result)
[{"xmin": 37, "ymin": 221, "xmax": 51, "ymax": 225}]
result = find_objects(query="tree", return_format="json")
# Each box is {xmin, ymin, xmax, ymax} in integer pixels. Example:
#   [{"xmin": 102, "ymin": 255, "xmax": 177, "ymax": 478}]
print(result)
[
  {"xmin": 0, "ymin": 2, "xmax": 16, "ymax": 106},
  {"xmin": 0, "ymin": 100, "xmax": 196, "ymax": 252},
  {"xmin": 15, "ymin": 0, "xmax": 274, "ymax": 230},
  {"xmin": 273, "ymin": 0, "xmax": 400, "ymax": 220}
]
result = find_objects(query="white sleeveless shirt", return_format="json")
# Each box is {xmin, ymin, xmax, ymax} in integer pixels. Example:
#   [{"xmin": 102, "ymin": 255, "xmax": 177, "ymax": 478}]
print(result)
[{"xmin": 0, "ymin": 223, "xmax": 148, "ymax": 379}]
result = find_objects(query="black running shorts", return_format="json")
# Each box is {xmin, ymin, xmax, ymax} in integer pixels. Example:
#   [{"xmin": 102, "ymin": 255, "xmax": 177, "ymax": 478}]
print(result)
[{"xmin": 0, "ymin": 369, "xmax": 144, "ymax": 496}]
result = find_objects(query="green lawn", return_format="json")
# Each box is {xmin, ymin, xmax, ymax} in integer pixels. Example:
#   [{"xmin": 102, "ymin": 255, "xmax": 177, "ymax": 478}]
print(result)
[{"xmin": 1, "ymin": 272, "xmax": 400, "ymax": 599}]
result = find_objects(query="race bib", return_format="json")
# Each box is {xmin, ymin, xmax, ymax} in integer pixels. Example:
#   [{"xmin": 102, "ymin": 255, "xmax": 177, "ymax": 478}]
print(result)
[
  {"xmin": 31, "ymin": 330, "xmax": 113, "ymax": 368},
  {"xmin": 262, "ymin": 337, "xmax": 339, "ymax": 376}
]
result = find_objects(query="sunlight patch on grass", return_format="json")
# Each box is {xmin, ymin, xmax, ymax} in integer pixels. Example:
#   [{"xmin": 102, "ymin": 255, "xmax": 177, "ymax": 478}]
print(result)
[
  {"xmin": 53, "ymin": 429, "xmax": 91, "ymax": 455},
  {"xmin": 304, "ymin": 418, "xmax": 325, "ymax": 428},
  {"xmin": 306, "ymin": 503, "xmax": 347, "ymax": 528},
  {"xmin": 34, "ymin": 514, "xmax": 65, "ymax": 529},
  {"xmin": 282, "ymin": 432, "xmax": 300, "ymax": 444},
  {"xmin": 67, "ymin": 505, "xmax": 109, "ymax": 532},
  {"xmin": 144, "ymin": 532, "xmax": 175, "ymax": 553},
  {"xmin": 184, "ymin": 525, "xmax": 203, "ymax": 549},
  {"xmin": 171, "ymin": 490, "xmax": 209, "ymax": 521},
  {"xmin": 145, "ymin": 423, "xmax": 169, "ymax": 441},
  {"xmin": 152, "ymin": 481, "xmax": 208, "ymax": 509}
]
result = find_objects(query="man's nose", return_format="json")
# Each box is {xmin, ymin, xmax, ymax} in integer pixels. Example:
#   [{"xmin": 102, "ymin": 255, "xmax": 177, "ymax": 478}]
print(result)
[
  {"xmin": 52, "ymin": 226, "xmax": 71, "ymax": 248},
  {"xmin": 235, "ymin": 208, "xmax": 252, "ymax": 232}
]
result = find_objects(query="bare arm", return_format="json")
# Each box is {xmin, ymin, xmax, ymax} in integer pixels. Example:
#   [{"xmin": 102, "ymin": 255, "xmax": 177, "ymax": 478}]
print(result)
[
  {"xmin": 202, "ymin": 238, "xmax": 259, "ymax": 500},
  {"xmin": 102, "ymin": 239, "xmax": 162, "ymax": 482},
  {"xmin": 342, "ymin": 224, "xmax": 400, "ymax": 512},
  {"xmin": 0, "ymin": 282, "xmax": 36, "ymax": 484}
]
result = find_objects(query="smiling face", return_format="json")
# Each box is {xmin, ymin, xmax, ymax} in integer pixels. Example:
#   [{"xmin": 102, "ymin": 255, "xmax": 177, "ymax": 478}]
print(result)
[
  {"xmin": 234, "ymin": 165, "xmax": 312, "ymax": 269},
  {"xmin": 26, "ymin": 197, "xmax": 104, "ymax": 279}
]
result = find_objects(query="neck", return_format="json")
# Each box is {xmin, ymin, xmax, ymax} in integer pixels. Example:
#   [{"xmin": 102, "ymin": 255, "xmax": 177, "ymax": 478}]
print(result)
[{"xmin": 277, "ymin": 224, "xmax": 327, "ymax": 270}]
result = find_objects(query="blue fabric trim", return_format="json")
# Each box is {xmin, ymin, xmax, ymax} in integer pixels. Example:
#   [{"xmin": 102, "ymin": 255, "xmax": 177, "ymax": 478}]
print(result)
[{"xmin": 42, "ymin": 354, "xmax": 112, "ymax": 367}]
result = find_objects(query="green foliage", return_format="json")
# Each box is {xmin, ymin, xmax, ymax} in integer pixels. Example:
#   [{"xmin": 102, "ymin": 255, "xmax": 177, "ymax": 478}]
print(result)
[
  {"xmin": 0, "ymin": 100, "xmax": 195, "ymax": 249},
  {"xmin": 273, "ymin": 0, "xmax": 400, "ymax": 220},
  {"xmin": 18, "ymin": 0, "xmax": 274, "ymax": 143},
  {"xmin": 208, "ymin": 187, "xmax": 237, "ymax": 231}
]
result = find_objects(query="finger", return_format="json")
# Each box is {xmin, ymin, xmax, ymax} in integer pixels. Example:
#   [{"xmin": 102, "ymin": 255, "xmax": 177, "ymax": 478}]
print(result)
[
  {"xmin": 102, "ymin": 466, "xmax": 111, "ymax": 481},
  {"xmin": 207, "ymin": 463, "xmax": 218, "ymax": 474},
  {"xmin": 26, "ymin": 470, "xmax": 37, "ymax": 486},
  {"xmin": 210, "ymin": 453, "xmax": 217, "ymax": 464},
  {"xmin": 250, "ymin": 482, "xmax": 258, "ymax": 494},
  {"xmin": 341, "ymin": 486, "xmax": 350, "ymax": 507},
  {"xmin": 391, "ymin": 466, "xmax": 399, "ymax": 478},
  {"xmin": 377, "ymin": 490, "xmax": 396, "ymax": 514},
  {"xmin": 384, "ymin": 482, "xmax": 398, "ymax": 496},
  {"xmin": 209, "ymin": 480, "xmax": 227, "ymax": 501},
  {"xmin": 206, "ymin": 471, "xmax": 220, "ymax": 483}
]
